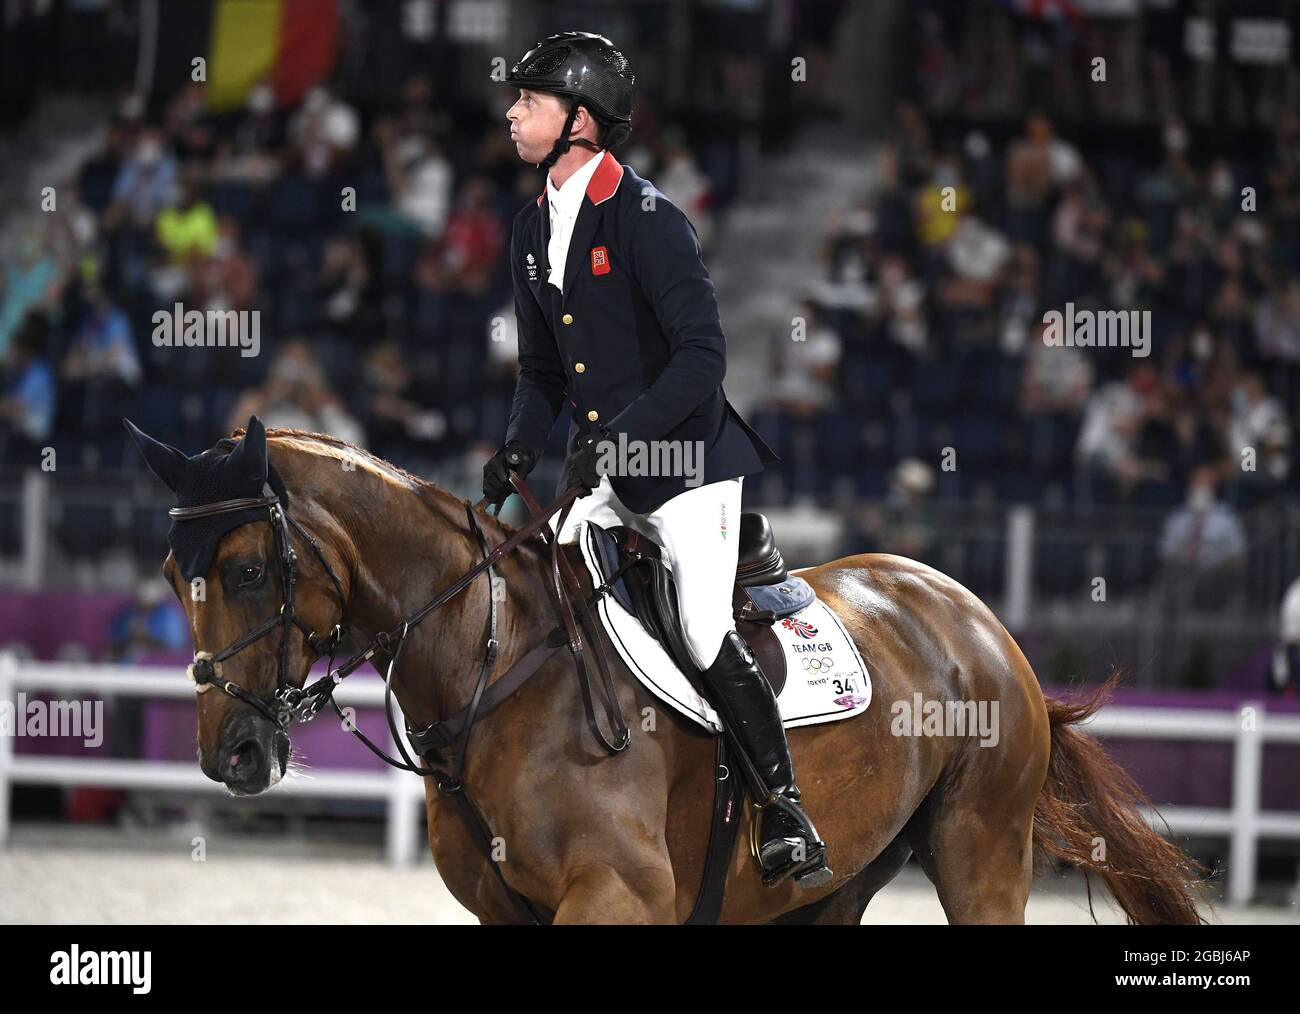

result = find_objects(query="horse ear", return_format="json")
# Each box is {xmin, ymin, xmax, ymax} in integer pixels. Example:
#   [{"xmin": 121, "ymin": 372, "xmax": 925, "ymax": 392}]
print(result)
[
  {"xmin": 123, "ymin": 417, "xmax": 189, "ymax": 492},
  {"xmin": 226, "ymin": 414, "xmax": 269, "ymax": 485}
]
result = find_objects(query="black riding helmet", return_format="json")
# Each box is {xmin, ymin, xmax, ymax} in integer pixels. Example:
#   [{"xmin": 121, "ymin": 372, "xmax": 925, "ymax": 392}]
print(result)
[{"xmin": 506, "ymin": 31, "xmax": 634, "ymax": 170}]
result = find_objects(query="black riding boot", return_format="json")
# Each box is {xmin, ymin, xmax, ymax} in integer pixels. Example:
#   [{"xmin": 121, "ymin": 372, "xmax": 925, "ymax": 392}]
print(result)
[{"xmin": 699, "ymin": 631, "xmax": 832, "ymax": 889}]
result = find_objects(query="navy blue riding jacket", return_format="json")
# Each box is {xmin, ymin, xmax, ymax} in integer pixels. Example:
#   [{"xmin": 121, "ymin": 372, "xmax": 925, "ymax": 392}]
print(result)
[{"xmin": 504, "ymin": 151, "xmax": 778, "ymax": 515}]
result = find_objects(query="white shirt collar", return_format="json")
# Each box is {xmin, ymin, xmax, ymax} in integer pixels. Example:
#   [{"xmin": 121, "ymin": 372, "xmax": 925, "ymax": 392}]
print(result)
[{"xmin": 547, "ymin": 149, "xmax": 606, "ymax": 219}]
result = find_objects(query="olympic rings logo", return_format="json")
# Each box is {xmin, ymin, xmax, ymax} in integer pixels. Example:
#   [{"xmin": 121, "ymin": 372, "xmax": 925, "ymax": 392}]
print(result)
[{"xmin": 800, "ymin": 656, "xmax": 835, "ymax": 672}]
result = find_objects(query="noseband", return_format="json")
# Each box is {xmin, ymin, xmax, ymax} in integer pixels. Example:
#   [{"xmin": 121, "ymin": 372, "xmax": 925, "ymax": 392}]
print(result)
[
  {"xmin": 176, "ymin": 482, "xmax": 346, "ymax": 728},
  {"xmin": 173, "ymin": 473, "xmax": 633, "ymax": 925}
]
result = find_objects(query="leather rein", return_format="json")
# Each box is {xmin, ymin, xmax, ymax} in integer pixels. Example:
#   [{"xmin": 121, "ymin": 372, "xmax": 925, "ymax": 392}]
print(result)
[{"xmin": 178, "ymin": 470, "xmax": 640, "ymax": 923}]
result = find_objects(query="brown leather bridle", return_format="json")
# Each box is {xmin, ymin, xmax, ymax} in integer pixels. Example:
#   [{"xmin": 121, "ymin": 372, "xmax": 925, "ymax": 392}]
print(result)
[
  {"xmin": 174, "ymin": 470, "xmax": 638, "ymax": 924},
  {"xmin": 177, "ymin": 481, "xmax": 346, "ymax": 728}
]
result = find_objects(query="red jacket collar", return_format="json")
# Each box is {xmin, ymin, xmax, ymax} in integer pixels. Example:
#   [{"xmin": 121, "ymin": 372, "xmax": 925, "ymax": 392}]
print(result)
[{"xmin": 536, "ymin": 150, "xmax": 624, "ymax": 207}]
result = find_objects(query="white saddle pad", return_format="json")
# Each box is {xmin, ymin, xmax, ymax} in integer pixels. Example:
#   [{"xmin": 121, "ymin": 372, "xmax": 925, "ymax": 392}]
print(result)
[{"xmin": 573, "ymin": 520, "xmax": 872, "ymax": 733}]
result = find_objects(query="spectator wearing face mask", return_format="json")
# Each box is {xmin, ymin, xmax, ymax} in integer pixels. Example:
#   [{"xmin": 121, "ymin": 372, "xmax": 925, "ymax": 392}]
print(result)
[
  {"xmin": 155, "ymin": 168, "xmax": 219, "ymax": 264},
  {"xmin": 1227, "ymin": 371, "xmax": 1291, "ymax": 487},
  {"xmin": 915, "ymin": 153, "xmax": 969, "ymax": 249},
  {"xmin": 1075, "ymin": 366, "xmax": 1167, "ymax": 491},
  {"xmin": 359, "ymin": 340, "xmax": 447, "ymax": 462},
  {"xmin": 1022, "ymin": 318, "xmax": 1094, "ymax": 415},
  {"xmin": 655, "ymin": 127, "xmax": 715, "ymax": 251},
  {"xmin": 855, "ymin": 458, "xmax": 938, "ymax": 562},
  {"xmin": 1158, "ymin": 466, "xmax": 1247, "ymax": 609},
  {"xmin": 104, "ymin": 129, "xmax": 178, "ymax": 232},
  {"xmin": 0, "ymin": 313, "xmax": 57, "ymax": 462},
  {"xmin": 212, "ymin": 79, "xmax": 285, "ymax": 183},
  {"xmin": 1005, "ymin": 113, "xmax": 1081, "ymax": 246},
  {"xmin": 290, "ymin": 87, "xmax": 359, "ymax": 179},
  {"xmin": 764, "ymin": 298, "xmax": 842, "ymax": 419},
  {"xmin": 164, "ymin": 81, "xmax": 216, "ymax": 161},
  {"xmin": 377, "ymin": 124, "xmax": 453, "ymax": 239},
  {"xmin": 0, "ymin": 227, "xmax": 64, "ymax": 363},
  {"xmin": 60, "ymin": 280, "xmax": 142, "ymax": 396},
  {"xmin": 875, "ymin": 255, "xmax": 929, "ymax": 356},
  {"xmin": 105, "ymin": 577, "xmax": 190, "ymax": 663},
  {"xmin": 937, "ymin": 215, "xmax": 1012, "ymax": 327},
  {"xmin": 191, "ymin": 216, "xmax": 257, "ymax": 314},
  {"xmin": 440, "ymin": 176, "xmax": 505, "ymax": 295},
  {"xmin": 226, "ymin": 340, "xmax": 365, "ymax": 447},
  {"xmin": 1253, "ymin": 276, "xmax": 1300, "ymax": 363},
  {"xmin": 80, "ymin": 577, "xmax": 194, "ymax": 824}
]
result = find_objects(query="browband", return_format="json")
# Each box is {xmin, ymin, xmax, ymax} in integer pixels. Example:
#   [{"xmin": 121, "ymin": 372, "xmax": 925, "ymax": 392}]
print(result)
[{"xmin": 168, "ymin": 493, "xmax": 281, "ymax": 521}]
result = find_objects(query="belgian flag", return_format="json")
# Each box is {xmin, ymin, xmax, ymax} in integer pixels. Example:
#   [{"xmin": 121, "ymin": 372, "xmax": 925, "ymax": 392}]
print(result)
[{"xmin": 149, "ymin": 0, "xmax": 340, "ymax": 112}]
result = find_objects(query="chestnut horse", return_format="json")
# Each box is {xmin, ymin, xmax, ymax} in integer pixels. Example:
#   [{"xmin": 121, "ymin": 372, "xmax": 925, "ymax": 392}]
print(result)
[{"xmin": 138, "ymin": 422, "xmax": 1206, "ymax": 924}]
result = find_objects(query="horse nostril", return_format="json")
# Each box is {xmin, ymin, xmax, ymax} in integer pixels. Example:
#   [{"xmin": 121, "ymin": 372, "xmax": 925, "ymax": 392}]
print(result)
[{"xmin": 226, "ymin": 738, "xmax": 263, "ymax": 780}]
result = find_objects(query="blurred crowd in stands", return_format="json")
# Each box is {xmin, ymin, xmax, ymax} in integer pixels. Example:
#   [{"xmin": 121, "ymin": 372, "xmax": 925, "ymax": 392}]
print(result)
[
  {"xmin": 749, "ymin": 1, "xmax": 1300, "ymax": 612},
  {"xmin": 0, "ymin": 72, "xmax": 723, "ymax": 487},
  {"xmin": 1, "ymin": 1, "xmax": 1298, "ymax": 626},
  {"xmin": 754, "ymin": 103, "xmax": 1298, "ymax": 510}
]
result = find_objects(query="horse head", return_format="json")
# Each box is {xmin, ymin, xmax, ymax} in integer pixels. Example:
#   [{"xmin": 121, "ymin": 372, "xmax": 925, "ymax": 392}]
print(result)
[{"xmin": 124, "ymin": 415, "xmax": 347, "ymax": 795}]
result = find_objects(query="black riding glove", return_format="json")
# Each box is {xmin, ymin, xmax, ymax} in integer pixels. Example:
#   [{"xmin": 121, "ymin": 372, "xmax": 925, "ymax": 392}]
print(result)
[
  {"xmin": 564, "ymin": 430, "xmax": 609, "ymax": 498},
  {"xmin": 483, "ymin": 440, "xmax": 539, "ymax": 505}
]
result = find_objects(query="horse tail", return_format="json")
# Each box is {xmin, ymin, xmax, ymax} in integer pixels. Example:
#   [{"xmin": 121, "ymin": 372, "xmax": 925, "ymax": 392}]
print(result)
[{"xmin": 1032, "ymin": 670, "xmax": 1209, "ymax": 924}]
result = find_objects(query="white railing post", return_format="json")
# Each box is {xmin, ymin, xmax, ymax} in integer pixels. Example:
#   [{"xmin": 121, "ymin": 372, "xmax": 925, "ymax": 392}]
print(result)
[
  {"xmin": 0, "ymin": 651, "xmax": 15, "ymax": 846},
  {"xmin": 1004, "ymin": 505, "xmax": 1034, "ymax": 628},
  {"xmin": 384, "ymin": 710, "xmax": 418, "ymax": 865},
  {"xmin": 1229, "ymin": 701, "xmax": 1263, "ymax": 905},
  {"xmin": 20, "ymin": 470, "xmax": 49, "ymax": 589}
]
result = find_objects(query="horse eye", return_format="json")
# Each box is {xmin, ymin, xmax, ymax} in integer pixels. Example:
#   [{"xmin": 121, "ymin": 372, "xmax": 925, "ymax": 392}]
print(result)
[{"xmin": 239, "ymin": 565, "xmax": 263, "ymax": 587}]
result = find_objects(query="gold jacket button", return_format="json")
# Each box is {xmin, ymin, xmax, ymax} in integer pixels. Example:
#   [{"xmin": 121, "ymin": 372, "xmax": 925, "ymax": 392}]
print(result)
[
  {"xmin": 587, "ymin": 410, "xmax": 599, "ymax": 422},
  {"xmin": 562, "ymin": 313, "xmax": 574, "ymax": 325},
  {"xmin": 574, "ymin": 362, "xmax": 586, "ymax": 373}
]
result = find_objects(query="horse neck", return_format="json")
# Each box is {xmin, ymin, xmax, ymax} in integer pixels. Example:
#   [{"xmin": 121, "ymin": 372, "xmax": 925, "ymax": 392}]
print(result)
[{"xmin": 322, "ymin": 469, "xmax": 552, "ymax": 731}]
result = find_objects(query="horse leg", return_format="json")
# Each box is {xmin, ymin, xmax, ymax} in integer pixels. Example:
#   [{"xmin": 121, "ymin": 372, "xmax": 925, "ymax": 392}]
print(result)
[
  {"xmin": 909, "ymin": 818, "xmax": 1033, "ymax": 924},
  {"xmin": 905, "ymin": 750, "xmax": 1043, "ymax": 924},
  {"xmin": 551, "ymin": 861, "xmax": 678, "ymax": 924}
]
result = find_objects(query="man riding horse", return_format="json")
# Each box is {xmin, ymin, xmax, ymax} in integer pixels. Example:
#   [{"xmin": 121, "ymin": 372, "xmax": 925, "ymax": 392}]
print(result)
[
  {"xmin": 481, "ymin": 31, "xmax": 831, "ymax": 888},
  {"xmin": 121, "ymin": 33, "xmax": 1207, "ymax": 926}
]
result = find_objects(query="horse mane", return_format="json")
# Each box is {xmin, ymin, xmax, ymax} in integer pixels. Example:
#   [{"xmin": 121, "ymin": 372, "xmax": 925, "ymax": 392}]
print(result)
[
  {"xmin": 223, "ymin": 425, "xmax": 528, "ymax": 538},
  {"xmin": 226, "ymin": 424, "xmax": 442, "ymax": 494}
]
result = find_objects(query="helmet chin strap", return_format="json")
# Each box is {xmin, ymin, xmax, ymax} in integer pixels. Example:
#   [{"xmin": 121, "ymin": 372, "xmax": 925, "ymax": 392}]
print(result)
[{"xmin": 535, "ymin": 101, "xmax": 601, "ymax": 171}]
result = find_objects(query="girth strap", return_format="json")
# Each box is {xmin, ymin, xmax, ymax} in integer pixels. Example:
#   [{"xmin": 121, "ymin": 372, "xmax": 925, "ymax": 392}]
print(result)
[{"xmin": 685, "ymin": 735, "xmax": 746, "ymax": 925}]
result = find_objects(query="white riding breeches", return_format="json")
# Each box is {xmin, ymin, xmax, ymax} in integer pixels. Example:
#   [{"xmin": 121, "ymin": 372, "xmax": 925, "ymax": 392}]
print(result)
[{"xmin": 554, "ymin": 475, "xmax": 743, "ymax": 671}]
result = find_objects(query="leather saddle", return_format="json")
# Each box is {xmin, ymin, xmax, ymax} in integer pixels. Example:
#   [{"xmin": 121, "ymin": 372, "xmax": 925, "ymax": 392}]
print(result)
[{"xmin": 571, "ymin": 513, "xmax": 816, "ymax": 700}]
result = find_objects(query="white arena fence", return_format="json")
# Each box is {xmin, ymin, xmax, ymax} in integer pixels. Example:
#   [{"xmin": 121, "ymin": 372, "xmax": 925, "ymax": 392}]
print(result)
[
  {"xmin": 0, "ymin": 654, "xmax": 428, "ymax": 865},
  {"xmin": 2, "ymin": 654, "xmax": 1299, "ymax": 904}
]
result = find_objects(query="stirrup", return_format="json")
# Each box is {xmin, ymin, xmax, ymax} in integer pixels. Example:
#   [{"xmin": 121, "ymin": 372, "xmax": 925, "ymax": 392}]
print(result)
[{"xmin": 748, "ymin": 794, "xmax": 833, "ymax": 889}]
